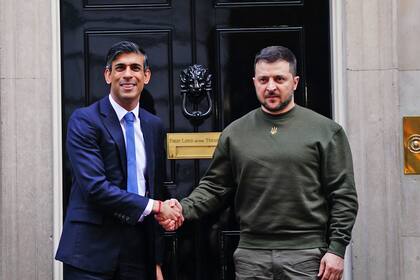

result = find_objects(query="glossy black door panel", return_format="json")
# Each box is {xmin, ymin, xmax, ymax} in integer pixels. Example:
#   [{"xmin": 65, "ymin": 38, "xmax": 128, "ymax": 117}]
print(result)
[
  {"xmin": 61, "ymin": 1, "xmax": 331, "ymax": 279},
  {"xmin": 216, "ymin": 27, "xmax": 305, "ymax": 126},
  {"xmin": 84, "ymin": 0, "xmax": 170, "ymax": 8},
  {"xmin": 214, "ymin": 0, "xmax": 303, "ymax": 7},
  {"xmin": 85, "ymin": 30, "xmax": 173, "ymax": 127}
]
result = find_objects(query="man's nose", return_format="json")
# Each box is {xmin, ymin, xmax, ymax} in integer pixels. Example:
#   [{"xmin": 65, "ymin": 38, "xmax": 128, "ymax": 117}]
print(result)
[
  {"xmin": 123, "ymin": 67, "xmax": 133, "ymax": 78},
  {"xmin": 267, "ymin": 79, "xmax": 276, "ymax": 91}
]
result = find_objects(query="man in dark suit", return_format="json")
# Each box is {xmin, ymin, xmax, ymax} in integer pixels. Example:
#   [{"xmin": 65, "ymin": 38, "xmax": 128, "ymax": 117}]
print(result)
[{"xmin": 55, "ymin": 41, "xmax": 181, "ymax": 280}]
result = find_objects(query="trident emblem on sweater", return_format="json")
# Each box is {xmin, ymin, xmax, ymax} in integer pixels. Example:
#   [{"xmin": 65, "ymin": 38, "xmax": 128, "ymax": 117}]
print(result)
[{"xmin": 270, "ymin": 126, "xmax": 278, "ymax": 135}]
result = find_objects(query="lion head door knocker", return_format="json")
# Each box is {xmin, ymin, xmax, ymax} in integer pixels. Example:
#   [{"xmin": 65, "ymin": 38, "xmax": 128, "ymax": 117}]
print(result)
[{"xmin": 180, "ymin": 64, "xmax": 213, "ymax": 125}]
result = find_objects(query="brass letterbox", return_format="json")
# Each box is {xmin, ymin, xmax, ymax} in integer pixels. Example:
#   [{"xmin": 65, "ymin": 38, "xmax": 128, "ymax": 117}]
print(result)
[{"xmin": 167, "ymin": 132, "xmax": 221, "ymax": 159}]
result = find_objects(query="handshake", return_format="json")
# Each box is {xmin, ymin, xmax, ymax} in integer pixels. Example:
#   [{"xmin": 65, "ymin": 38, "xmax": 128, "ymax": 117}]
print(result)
[{"xmin": 154, "ymin": 199, "xmax": 184, "ymax": 231}]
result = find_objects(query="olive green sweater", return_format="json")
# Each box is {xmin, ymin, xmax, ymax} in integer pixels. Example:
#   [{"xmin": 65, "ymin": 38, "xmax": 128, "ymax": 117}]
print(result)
[{"xmin": 180, "ymin": 105, "xmax": 358, "ymax": 258}]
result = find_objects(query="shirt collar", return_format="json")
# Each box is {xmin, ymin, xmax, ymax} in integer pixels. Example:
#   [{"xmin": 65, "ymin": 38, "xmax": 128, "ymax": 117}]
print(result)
[{"xmin": 109, "ymin": 94, "xmax": 139, "ymax": 122}]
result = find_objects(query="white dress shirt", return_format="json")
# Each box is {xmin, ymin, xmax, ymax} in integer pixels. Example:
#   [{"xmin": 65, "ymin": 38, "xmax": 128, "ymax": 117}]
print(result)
[{"xmin": 109, "ymin": 95, "xmax": 154, "ymax": 220}]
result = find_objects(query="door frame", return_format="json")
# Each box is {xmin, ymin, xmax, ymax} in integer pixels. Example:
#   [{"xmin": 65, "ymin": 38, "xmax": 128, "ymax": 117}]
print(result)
[
  {"xmin": 52, "ymin": 1, "xmax": 349, "ymax": 279},
  {"xmin": 51, "ymin": 0, "xmax": 63, "ymax": 279},
  {"xmin": 330, "ymin": 2, "xmax": 353, "ymax": 280}
]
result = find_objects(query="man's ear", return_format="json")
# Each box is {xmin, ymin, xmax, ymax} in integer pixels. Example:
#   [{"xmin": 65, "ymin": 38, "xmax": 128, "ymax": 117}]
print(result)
[
  {"xmin": 144, "ymin": 68, "xmax": 152, "ymax": 85},
  {"xmin": 293, "ymin": 76, "xmax": 300, "ymax": 90},
  {"xmin": 104, "ymin": 68, "xmax": 111, "ymax": 84}
]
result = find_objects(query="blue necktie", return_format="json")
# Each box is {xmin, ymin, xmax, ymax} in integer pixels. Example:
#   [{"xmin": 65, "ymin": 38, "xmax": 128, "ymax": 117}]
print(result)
[{"xmin": 124, "ymin": 112, "xmax": 138, "ymax": 194}]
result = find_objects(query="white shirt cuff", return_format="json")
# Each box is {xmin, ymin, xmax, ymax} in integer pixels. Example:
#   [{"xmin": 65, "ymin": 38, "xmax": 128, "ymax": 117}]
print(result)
[{"xmin": 138, "ymin": 199, "xmax": 154, "ymax": 222}]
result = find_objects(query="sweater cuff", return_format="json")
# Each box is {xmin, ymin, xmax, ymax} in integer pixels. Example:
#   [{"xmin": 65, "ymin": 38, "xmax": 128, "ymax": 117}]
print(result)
[
  {"xmin": 180, "ymin": 200, "xmax": 192, "ymax": 220},
  {"xmin": 180, "ymin": 200, "xmax": 199, "ymax": 220},
  {"xmin": 328, "ymin": 240, "xmax": 347, "ymax": 258}
]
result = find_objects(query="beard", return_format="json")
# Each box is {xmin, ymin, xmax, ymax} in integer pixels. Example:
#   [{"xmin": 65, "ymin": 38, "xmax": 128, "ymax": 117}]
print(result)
[{"xmin": 261, "ymin": 91, "xmax": 294, "ymax": 113}]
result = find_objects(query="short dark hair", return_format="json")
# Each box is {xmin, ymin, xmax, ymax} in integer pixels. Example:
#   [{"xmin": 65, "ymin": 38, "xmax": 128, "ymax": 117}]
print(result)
[
  {"xmin": 254, "ymin": 46, "xmax": 297, "ymax": 76},
  {"xmin": 105, "ymin": 41, "xmax": 149, "ymax": 70}
]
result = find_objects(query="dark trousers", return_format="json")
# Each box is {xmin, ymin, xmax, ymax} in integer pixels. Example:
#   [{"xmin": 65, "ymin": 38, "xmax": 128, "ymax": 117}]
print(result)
[
  {"xmin": 233, "ymin": 247, "xmax": 325, "ymax": 280},
  {"xmin": 64, "ymin": 263, "xmax": 147, "ymax": 280},
  {"xmin": 64, "ymin": 225, "xmax": 149, "ymax": 280}
]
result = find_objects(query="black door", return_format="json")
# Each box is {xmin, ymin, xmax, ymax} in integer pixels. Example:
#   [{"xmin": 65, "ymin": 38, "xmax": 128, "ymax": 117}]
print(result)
[{"xmin": 61, "ymin": 1, "xmax": 331, "ymax": 279}]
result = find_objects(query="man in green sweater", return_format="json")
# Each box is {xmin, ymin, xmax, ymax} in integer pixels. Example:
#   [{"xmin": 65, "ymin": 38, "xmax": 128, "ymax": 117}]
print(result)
[{"xmin": 157, "ymin": 46, "xmax": 358, "ymax": 280}]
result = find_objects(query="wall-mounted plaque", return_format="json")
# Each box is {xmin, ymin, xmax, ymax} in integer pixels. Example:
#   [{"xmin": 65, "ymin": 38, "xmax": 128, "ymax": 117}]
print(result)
[{"xmin": 167, "ymin": 132, "xmax": 221, "ymax": 159}]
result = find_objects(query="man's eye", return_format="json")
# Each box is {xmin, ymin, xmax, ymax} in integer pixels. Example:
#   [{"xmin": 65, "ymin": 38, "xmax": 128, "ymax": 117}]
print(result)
[
  {"xmin": 115, "ymin": 65, "xmax": 125, "ymax": 71},
  {"xmin": 131, "ymin": 65, "xmax": 142, "ymax": 72}
]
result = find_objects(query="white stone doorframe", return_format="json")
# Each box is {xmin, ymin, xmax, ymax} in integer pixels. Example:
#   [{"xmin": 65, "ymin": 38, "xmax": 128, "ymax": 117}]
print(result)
[
  {"xmin": 330, "ymin": 1, "xmax": 353, "ymax": 280},
  {"xmin": 51, "ymin": 0, "xmax": 63, "ymax": 279},
  {"xmin": 51, "ymin": 1, "xmax": 350, "ymax": 280}
]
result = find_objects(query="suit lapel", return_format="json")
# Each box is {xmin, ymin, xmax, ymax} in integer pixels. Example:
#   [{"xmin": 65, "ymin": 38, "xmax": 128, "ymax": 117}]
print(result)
[
  {"xmin": 99, "ymin": 97, "xmax": 127, "ymax": 180},
  {"xmin": 139, "ymin": 109, "xmax": 155, "ymax": 196}
]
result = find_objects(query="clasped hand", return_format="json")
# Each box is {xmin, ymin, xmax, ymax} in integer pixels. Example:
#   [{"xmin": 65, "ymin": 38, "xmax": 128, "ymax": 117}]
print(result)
[{"xmin": 155, "ymin": 199, "xmax": 184, "ymax": 231}]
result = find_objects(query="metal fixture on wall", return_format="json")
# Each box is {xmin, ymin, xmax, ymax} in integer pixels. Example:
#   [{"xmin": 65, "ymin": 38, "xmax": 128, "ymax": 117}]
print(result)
[{"xmin": 403, "ymin": 116, "xmax": 420, "ymax": 174}]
